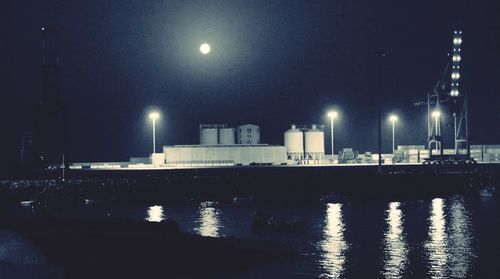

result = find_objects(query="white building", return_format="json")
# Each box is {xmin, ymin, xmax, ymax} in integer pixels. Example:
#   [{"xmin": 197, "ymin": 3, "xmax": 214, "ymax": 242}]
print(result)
[
  {"xmin": 163, "ymin": 144, "xmax": 286, "ymax": 167},
  {"xmin": 151, "ymin": 153, "xmax": 165, "ymax": 166},
  {"xmin": 237, "ymin": 124, "xmax": 260, "ymax": 144}
]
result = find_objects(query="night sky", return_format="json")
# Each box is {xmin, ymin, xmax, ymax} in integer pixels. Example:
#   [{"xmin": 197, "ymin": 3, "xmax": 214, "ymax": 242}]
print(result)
[{"xmin": 2, "ymin": 0, "xmax": 500, "ymax": 164}]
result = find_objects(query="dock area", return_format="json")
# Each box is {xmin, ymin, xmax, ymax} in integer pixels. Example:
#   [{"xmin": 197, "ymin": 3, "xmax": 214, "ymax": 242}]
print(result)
[{"xmin": 2, "ymin": 163, "xmax": 498, "ymax": 205}]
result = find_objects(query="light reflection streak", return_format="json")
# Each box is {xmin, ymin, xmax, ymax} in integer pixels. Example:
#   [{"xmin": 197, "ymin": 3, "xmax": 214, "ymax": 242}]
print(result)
[
  {"xmin": 195, "ymin": 201, "xmax": 221, "ymax": 237},
  {"xmin": 319, "ymin": 203, "xmax": 348, "ymax": 278},
  {"xmin": 146, "ymin": 205, "xmax": 165, "ymax": 222},
  {"xmin": 382, "ymin": 202, "xmax": 408, "ymax": 279},
  {"xmin": 448, "ymin": 197, "xmax": 475, "ymax": 278},
  {"xmin": 426, "ymin": 198, "xmax": 448, "ymax": 279}
]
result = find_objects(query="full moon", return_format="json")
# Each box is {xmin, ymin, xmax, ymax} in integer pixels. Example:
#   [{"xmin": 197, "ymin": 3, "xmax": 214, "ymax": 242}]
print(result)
[{"xmin": 200, "ymin": 43, "xmax": 211, "ymax": 55}]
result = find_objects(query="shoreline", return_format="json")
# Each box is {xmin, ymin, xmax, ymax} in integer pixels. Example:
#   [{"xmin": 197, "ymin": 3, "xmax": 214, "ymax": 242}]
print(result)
[{"xmin": 1, "ymin": 164, "xmax": 498, "ymax": 205}]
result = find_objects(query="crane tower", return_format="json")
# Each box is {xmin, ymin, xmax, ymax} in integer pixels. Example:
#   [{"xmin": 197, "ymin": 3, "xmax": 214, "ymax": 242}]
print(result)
[{"xmin": 425, "ymin": 30, "xmax": 471, "ymax": 163}]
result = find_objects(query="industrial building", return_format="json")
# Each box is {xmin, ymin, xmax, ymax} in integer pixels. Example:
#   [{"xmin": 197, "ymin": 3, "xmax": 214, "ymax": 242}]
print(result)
[
  {"xmin": 198, "ymin": 124, "xmax": 261, "ymax": 145},
  {"xmin": 237, "ymin": 124, "xmax": 260, "ymax": 144},
  {"xmin": 71, "ymin": 119, "xmax": 500, "ymax": 169},
  {"xmin": 163, "ymin": 124, "xmax": 286, "ymax": 167},
  {"xmin": 165, "ymin": 123, "xmax": 328, "ymax": 167},
  {"xmin": 470, "ymin": 145, "xmax": 500, "ymax": 162},
  {"xmin": 163, "ymin": 145, "xmax": 286, "ymax": 166},
  {"xmin": 164, "ymin": 123, "xmax": 328, "ymax": 167}
]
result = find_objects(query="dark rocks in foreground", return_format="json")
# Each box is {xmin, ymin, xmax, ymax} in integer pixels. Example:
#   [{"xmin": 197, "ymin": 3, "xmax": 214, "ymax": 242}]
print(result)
[{"xmin": 0, "ymin": 218, "xmax": 292, "ymax": 278}]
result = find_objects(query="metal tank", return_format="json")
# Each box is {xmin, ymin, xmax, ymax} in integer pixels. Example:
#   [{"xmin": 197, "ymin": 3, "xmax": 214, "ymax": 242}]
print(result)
[
  {"xmin": 284, "ymin": 125, "xmax": 304, "ymax": 160},
  {"xmin": 304, "ymin": 124, "xmax": 324, "ymax": 163},
  {"xmin": 219, "ymin": 128, "xmax": 235, "ymax": 145},
  {"xmin": 200, "ymin": 128, "xmax": 218, "ymax": 145}
]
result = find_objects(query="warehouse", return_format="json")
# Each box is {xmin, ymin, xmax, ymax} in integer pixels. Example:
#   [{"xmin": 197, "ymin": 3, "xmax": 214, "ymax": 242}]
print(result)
[
  {"xmin": 163, "ymin": 144, "xmax": 287, "ymax": 167},
  {"xmin": 162, "ymin": 124, "xmax": 286, "ymax": 167}
]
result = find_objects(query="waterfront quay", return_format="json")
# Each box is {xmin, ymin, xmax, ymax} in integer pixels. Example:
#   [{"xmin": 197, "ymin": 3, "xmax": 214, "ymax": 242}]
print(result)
[{"xmin": 2, "ymin": 163, "xmax": 498, "ymax": 206}]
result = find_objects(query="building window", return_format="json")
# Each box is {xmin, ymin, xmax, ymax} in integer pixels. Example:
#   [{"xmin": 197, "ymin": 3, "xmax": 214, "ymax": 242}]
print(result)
[{"xmin": 247, "ymin": 128, "xmax": 252, "ymax": 133}]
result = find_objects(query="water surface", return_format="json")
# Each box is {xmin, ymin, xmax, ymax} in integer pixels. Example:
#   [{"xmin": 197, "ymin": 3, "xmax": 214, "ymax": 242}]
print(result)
[{"xmin": 2, "ymin": 193, "xmax": 498, "ymax": 278}]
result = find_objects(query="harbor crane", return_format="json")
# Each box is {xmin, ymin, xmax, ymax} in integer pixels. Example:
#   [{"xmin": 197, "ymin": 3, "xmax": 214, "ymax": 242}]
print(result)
[{"xmin": 413, "ymin": 30, "xmax": 475, "ymax": 165}]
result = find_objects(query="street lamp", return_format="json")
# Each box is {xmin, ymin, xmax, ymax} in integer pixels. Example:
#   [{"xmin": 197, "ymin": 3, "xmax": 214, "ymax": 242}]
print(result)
[
  {"xmin": 149, "ymin": 111, "xmax": 160, "ymax": 155},
  {"xmin": 389, "ymin": 115, "xmax": 398, "ymax": 153},
  {"xmin": 327, "ymin": 111, "xmax": 338, "ymax": 162}
]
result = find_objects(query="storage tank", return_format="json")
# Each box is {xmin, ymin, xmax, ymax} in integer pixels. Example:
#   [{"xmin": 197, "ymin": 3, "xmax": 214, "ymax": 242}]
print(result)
[
  {"xmin": 200, "ymin": 128, "xmax": 218, "ymax": 145},
  {"xmin": 219, "ymin": 128, "xmax": 235, "ymax": 145},
  {"xmin": 284, "ymin": 125, "xmax": 304, "ymax": 160},
  {"xmin": 304, "ymin": 124, "xmax": 324, "ymax": 162}
]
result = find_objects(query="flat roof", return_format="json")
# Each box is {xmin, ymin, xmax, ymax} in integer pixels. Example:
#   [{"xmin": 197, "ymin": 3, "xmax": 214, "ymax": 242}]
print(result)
[{"xmin": 165, "ymin": 144, "xmax": 284, "ymax": 148}]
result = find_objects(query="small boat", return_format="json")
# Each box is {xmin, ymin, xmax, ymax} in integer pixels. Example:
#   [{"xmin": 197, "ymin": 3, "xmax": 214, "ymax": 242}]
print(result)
[
  {"xmin": 479, "ymin": 187, "xmax": 495, "ymax": 197},
  {"xmin": 84, "ymin": 198, "xmax": 95, "ymax": 205},
  {"xmin": 20, "ymin": 200, "xmax": 34, "ymax": 207}
]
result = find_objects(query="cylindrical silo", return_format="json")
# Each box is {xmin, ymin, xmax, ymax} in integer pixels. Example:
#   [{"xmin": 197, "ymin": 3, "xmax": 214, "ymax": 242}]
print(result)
[
  {"xmin": 200, "ymin": 128, "xmax": 218, "ymax": 145},
  {"xmin": 219, "ymin": 128, "xmax": 235, "ymax": 145},
  {"xmin": 284, "ymin": 125, "xmax": 304, "ymax": 160},
  {"xmin": 304, "ymin": 124, "xmax": 324, "ymax": 163}
]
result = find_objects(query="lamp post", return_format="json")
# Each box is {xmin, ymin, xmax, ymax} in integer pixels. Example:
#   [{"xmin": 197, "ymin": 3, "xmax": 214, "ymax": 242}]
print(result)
[
  {"xmin": 327, "ymin": 111, "xmax": 338, "ymax": 163},
  {"xmin": 389, "ymin": 115, "xmax": 398, "ymax": 154},
  {"xmin": 149, "ymin": 112, "xmax": 160, "ymax": 155}
]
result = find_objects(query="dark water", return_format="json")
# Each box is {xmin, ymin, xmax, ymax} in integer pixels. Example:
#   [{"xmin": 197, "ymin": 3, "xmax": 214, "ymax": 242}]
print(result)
[{"xmin": 2, "ymin": 193, "xmax": 499, "ymax": 278}]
